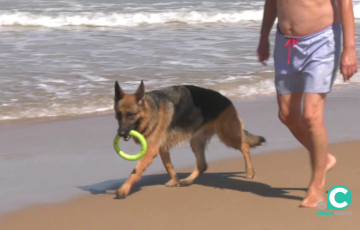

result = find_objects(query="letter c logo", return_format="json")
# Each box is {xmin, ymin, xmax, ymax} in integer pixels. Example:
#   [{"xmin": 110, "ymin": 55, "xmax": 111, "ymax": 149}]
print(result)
[
  {"xmin": 327, "ymin": 185, "xmax": 352, "ymax": 210},
  {"xmin": 329, "ymin": 187, "xmax": 348, "ymax": 208}
]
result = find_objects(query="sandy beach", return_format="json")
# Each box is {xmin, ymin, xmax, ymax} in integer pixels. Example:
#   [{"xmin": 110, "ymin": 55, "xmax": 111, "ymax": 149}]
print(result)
[
  {"xmin": 0, "ymin": 141, "xmax": 359, "ymax": 230},
  {"xmin": 1, "ymin": 85, "xmax": 360, "ymax": 229}
]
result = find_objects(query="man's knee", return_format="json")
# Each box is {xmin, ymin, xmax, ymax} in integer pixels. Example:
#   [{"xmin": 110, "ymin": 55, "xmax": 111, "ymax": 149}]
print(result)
[
  {"xmin": 277, "ymin": 93, "xmax": 303, "ymax": 128},
  {"xmin": 303, "ymin": 109, "xmax": 323, "ymax": 129},
  {"xmin": 303, "ymin": 94, "xmax": 326, "ymax": 129},
  {"xmin": 278, "ymin": 109, "xmax": 301, "ymax": 128},
  {"xmin": 278, "ymin": 110, "xmax": 289, "ymax": 125}
]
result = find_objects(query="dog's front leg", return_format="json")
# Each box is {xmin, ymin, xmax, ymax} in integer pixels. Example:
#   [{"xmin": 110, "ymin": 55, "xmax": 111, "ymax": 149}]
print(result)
[
  {"xmin": 116, "ymin": 146, "xmax": 159, "ymax": 199},
  {"xmin": 159, "ymin": 149, "xmax": 179, "ymax": 187}
]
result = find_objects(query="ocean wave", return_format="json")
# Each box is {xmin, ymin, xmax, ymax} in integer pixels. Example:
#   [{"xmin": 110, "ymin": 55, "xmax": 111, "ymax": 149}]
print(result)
[
  {"xmin": 0, "ymin": 10, "xmax": 264, "ymax": 28},
  {"xmin": 1, "ymin": 2, "xmax": 359, "ymax": 28}
]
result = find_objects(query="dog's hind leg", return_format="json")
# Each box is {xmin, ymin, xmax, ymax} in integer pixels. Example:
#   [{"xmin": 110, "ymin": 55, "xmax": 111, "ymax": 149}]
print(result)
[
  {"xmin": 215, "ymin": 106, "xmax": 255, "ymax": 179},
  {"xmin": 179, "ymin": 128, "xmax": 214, "ymax": 186},
  {"xmin": 159, "ymin": 149, "xmax": 179, "ymax": 187},
  {"xmin": 179, "ymin": 138, "xmax": 207, "ymax": 186},
  {"xmin": 239, "ymin": 142, "xmax": 254, "ymax": 179},
  {"xmin": 116, "ymin": 145, "xmax": 160, "ymax": 199}
]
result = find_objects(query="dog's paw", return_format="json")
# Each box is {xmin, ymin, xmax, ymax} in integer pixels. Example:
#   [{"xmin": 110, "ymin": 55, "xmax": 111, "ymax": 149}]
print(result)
[
  {"xmin": 245, "ymin": 170, "xmax": 255, "ymax": 179},
  {"xmin": 115, "ymin": 190, "xmax": 127, "ymax": 199},
  {"xmin": 115, "ymin": 186, "xmax": 130, "ymax": 199},
  {"xmin": 179, "ymin": 179, "xmax": 193, "ymax": 187},
  {"xmin": 165, "ymin": 179, "xmax": 179, "ymax": 187}
]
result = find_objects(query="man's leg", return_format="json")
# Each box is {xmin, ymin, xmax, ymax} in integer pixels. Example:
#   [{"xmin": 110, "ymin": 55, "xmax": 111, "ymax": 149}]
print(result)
[
  {"xmin": 277, "ymin": 92, "xmax": 311, "ymax": 149},
  {"xmin": 300, "ymin": 93, "xmax": 332, "ymax": 207},
  {"xmin": 277, "ymin": 92, "xmax": 337, "ymax": 207}
]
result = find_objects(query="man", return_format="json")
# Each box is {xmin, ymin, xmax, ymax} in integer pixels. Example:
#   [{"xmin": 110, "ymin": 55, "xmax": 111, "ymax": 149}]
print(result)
[{"xmin": 257, "ymin": 0, "xmax": 358, "ymax": 207}]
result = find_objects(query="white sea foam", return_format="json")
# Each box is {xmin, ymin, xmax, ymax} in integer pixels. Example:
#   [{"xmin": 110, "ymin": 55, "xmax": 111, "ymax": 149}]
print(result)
[
  {"xmin": 355, "ymin": 3, "xmax": 360, "ymax": 18},
  {"xmin": 219, "ymin": 72, "xmax": 360, "ymax": 98},
  {"xmin": 0, "ymin": 10, "xmax": 264, "ymax": 28},
  {"xmin": 219, "ymin": 79, "xmax": 276, "ymax": 98},
  {"xmin": 161, "ymin": 60, "xmax": 208, "ymax": 68},
  {"xmin": 80, "ymin": 74, "xmax": 109, "ymax": 82},
  {"xmin": 1, "ymin": 2, "xmax": 359, "ymax": 28},
  {"xmin": 0, "ymin": 104, "xmax": 113, "ymax": 121}
]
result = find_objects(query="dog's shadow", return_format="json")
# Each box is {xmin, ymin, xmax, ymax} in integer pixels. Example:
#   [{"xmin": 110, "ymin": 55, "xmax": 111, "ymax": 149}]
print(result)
[{"xmin": 77, "ymin": 172, "xmax": 306, "ymax": 201}]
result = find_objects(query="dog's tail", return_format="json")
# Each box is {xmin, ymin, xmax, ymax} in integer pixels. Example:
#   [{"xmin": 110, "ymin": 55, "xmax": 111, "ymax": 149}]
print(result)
[{"xmin": 243, "ymin": 129, "xmax": 266, "ymax": 147}]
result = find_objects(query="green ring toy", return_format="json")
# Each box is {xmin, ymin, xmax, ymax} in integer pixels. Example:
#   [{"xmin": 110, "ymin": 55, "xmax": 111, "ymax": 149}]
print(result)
[{"xmin": 113, "ymin": 130, "xmax": 147, "ymax": 161}]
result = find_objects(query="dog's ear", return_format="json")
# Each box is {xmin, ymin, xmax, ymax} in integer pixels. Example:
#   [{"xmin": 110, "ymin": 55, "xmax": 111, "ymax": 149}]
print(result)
[
  {"xmin": 114, "ymin": 81, "xmax": 125, "ymax": 101},
  {"xmin": 134, "ymin": 80, "xmax": 145, "ymax": 102}
]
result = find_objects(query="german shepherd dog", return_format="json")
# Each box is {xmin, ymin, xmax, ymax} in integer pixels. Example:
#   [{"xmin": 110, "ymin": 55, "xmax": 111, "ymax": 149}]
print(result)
[{"xmin": 114, "ymin": 80, "xmax": 266, "ymax": 199}]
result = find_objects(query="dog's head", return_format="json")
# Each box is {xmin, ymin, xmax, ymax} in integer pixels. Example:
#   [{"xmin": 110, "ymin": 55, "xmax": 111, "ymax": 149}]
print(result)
[{"xmin": 114, "ymin": 80, "xmax": 145, "ymax": 141}]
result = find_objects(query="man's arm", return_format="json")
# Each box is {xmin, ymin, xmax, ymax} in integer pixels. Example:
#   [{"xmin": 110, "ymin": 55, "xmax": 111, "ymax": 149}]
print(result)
[
  {"xmin": 257, "ymin": 0, "xmax": 277, "ymax": 65},
  {"xmin": 260, "ymin": 0, "xmax": 277, "ymax": 39},
  {"xmin": 337, "ymin": 0, "xmax": 358, "ymax": 80}
]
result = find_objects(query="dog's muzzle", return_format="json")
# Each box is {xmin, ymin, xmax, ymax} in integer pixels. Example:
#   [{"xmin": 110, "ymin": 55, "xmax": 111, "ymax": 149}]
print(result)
[{"xmin": 118, "ymin": 130, "xmax": 131, "ymax": 141}]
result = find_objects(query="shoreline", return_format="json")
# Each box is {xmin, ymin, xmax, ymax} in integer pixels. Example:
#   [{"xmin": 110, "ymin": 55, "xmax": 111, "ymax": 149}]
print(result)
[
  {"xmin": 0, "ymin": 140, "xmax": 359, "ymax": 229},
  {"xmin": 1, "ymin": 81, "xmax": 360, "ymax": 126}
]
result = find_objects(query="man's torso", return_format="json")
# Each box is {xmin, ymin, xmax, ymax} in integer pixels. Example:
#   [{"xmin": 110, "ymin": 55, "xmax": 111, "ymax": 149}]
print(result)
[{"xmin": 276, "ymin": 0, "xmax": 339, "ymax": 36}]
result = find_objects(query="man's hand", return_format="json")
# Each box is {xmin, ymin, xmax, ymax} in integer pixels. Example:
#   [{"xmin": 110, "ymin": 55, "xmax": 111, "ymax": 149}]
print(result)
[
  {"xmin": 337, "ymin": 0, "xmax": 358, "ymax": 81},
  {"xmin": 257, "ymin": 37, "xmax": 270, "ymax": 66},
  {"xmin": 340, "ymin": 48, "xmax": 358, "ymax": 81}
]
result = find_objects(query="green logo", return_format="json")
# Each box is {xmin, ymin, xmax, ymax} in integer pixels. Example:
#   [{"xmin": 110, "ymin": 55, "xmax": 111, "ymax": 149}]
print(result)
[{"xmin": 327, "ymin": 185, "xmax": 352, "ymax": 210}]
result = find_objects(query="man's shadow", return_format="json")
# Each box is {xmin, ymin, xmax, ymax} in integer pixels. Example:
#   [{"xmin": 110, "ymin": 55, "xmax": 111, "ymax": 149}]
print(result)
[{"xmin": 77, "ymin": 172, "xmax": 306, "ymax": 201}]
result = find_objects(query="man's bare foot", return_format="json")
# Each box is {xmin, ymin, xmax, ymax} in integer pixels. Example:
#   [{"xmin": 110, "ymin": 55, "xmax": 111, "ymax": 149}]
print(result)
[
  {"xmin": 299, "ymin": 154, "xmax": 335, "ymax": 208},
  {"xmin": 300, "ymin": 186, "xmax": 324, "ymax": 208},
  {"xmin": 326, "ymin": 153, "xmax": 337, "ymax": 172}
]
